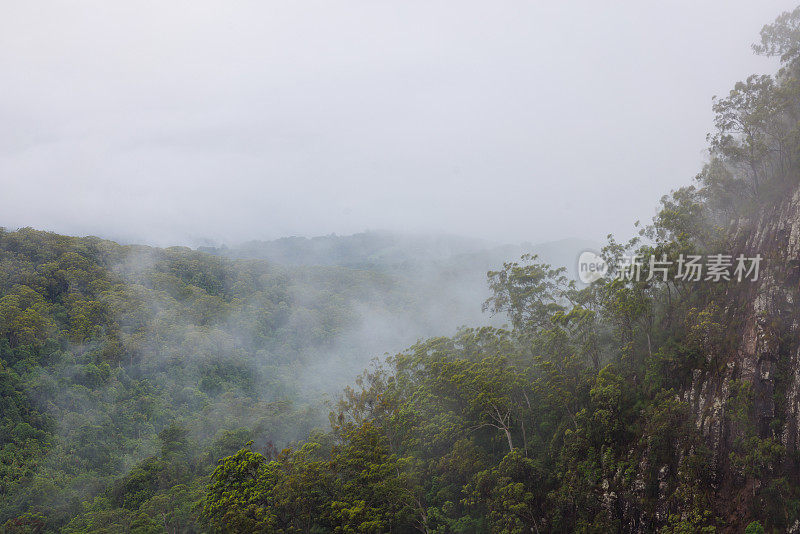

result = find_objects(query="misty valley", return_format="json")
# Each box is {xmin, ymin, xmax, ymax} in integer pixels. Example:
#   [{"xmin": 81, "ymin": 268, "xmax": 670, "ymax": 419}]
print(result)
[
  {"xmin": 8, "ymin": 3, "xmax": 800, "ymax": 534},
  {"xmin": 0, "ymin": 229, "xmax": 592, "ymax": 532}
]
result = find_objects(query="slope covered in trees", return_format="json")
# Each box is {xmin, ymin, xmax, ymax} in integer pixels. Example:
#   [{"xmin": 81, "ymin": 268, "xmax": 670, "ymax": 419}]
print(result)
[{"xmin": 0, "ymin": 229, "xmax": 449, "ymax": 532}]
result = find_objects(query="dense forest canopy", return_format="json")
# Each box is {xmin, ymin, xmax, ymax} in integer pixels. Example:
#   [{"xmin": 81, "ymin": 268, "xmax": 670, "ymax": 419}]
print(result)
[
  {"xmin": 0, "ymin": 228, "xmax": 460, "ymax": 532},
  {"xmin": 4, "ymin": 5, "xmax": 800, "ymax": 534},
  {"xmin": 0, "ymin": 226, "xmax": 586, "ymax": 532}
]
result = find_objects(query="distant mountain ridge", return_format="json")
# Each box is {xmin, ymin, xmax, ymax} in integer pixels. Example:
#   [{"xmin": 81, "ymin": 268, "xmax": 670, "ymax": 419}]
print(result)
[{"xmin": 200, "ymin": 231, "xmax": 600, "ymax": 279}]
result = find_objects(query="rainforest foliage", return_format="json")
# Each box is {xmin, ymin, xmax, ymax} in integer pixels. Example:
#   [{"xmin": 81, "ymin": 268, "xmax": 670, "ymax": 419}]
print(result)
[
  {"xmin": 5, "ymin": 6, "xmax": 800, "ymax": 534},
  {"xmin": 0, "ymin": 228, "xmax": 408, "ymax": 533}
]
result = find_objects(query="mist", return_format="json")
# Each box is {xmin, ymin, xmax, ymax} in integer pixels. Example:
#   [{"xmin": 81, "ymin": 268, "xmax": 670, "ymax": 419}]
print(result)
[
  {"xmin": 2, "ymin": 1, "xmax": 796, "ymax": 247},
  {"xmin": 6, "ymin": 3, "xmax": 800, "ymax": 532}
]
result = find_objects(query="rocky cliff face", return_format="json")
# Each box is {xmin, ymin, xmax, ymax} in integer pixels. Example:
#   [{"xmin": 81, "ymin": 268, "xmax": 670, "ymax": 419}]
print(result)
[{"xmin": 680, "ymin": 184, "xmax": 800, "ymax": 530}]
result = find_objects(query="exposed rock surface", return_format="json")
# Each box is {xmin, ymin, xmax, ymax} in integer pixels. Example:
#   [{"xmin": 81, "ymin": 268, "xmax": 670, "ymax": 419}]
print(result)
[{"xmin": 680, "ymin": 185, "xmax": 800, "ymax": 529}]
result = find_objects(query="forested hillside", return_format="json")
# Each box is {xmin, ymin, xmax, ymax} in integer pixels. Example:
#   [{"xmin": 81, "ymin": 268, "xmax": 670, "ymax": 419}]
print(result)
[
  {"xmin": 0, "ymin": 225, "xmax": 582, "ymax": 532},
  {"xmin": 0, "ymin": 228, "xmax": 461, "ymax": 532}
]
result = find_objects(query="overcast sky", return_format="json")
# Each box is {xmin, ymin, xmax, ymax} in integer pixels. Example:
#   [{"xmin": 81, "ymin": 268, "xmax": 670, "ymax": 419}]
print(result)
[{"xmin": 1, "ymin": 1, "xmax": 798, "ymax": 247}]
